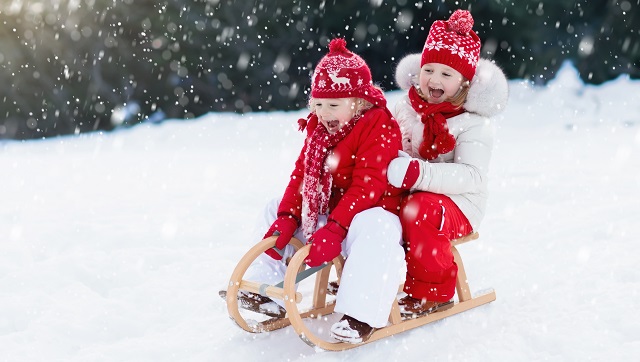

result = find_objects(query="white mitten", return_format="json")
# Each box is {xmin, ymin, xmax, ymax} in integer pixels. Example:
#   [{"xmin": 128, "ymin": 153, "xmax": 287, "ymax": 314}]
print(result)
[{"xmin": 387, "ymin": 153, "xmax": 423, "ymax": 189}]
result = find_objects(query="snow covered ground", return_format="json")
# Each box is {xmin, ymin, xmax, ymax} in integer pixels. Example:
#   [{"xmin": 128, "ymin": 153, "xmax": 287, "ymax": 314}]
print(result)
[{"xmin": 1, "ymin": 62, "xmax": 639, "ymax": 361}]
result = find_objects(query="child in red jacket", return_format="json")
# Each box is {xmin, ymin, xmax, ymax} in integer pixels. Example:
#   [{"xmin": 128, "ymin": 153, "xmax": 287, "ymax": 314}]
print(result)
[{"xmin": 241, "ymin": 38, "xmax": 405, "ymax": 343}]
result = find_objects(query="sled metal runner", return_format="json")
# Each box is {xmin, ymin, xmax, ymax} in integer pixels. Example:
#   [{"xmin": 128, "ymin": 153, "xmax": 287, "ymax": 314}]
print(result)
[{"xmin": 225, "ymin": 233, "xmax": 496, "ymax": 351}]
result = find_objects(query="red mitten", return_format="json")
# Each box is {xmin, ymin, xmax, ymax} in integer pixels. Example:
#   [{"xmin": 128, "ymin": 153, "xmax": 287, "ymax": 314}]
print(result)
[
  {"xmin": 305, "ymin": 220, "xmax": 347, "ymax": 267},
  {"xmin": 263, "ymin": 214, "xmax": 299, "ymax": 260},
  {"xmin": 387, "ymin": 157, "xmax": 422, "ymax": 189}
]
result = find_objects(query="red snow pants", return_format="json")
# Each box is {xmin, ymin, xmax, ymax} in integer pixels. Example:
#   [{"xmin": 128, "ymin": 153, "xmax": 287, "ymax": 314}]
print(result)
[{"xmin": 400, "ymin": 192, "xmax": 473, "ymax": 302}]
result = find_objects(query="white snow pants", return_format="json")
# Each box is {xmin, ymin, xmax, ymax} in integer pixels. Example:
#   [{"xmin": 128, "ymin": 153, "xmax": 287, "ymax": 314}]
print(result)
[{"xmin": 245, "ymin": 198, "xmax": 406, "ymax": 328}]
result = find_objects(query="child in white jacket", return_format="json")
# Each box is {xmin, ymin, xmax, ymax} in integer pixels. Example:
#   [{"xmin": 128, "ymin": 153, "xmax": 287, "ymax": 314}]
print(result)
[{"xmin": 387, "ymin": 9, "xmax": 508, "ymax": 315}]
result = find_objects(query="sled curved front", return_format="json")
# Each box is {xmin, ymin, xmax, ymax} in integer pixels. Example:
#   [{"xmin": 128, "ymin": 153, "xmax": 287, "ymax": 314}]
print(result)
[{"xmin": 225, "ymin": 236, "xmax": 305, "ymax": 333}]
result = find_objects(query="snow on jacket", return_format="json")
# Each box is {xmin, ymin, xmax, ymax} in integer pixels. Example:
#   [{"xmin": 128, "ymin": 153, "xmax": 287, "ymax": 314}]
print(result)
[
  {"xmin": 277, "ymin": 107, "xmax": 405, "ymax": 230},
  {"xmin": 393, "ymin": 55, "xmax": 509, "ymax": 229}
]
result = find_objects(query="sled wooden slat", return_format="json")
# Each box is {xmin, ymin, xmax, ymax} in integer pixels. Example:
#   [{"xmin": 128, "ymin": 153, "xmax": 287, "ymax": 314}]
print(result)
[
  {"xmin": 451, "ymin": 232, "xmax": 478, "ymax": 301},
  {"xmin": 452, "ymin": 246, "xmax": 471, "ymax": 302},
  {"xmin": 312, "ymin": 256, "xmax": 345, "ymax": 309},
  {"xmin": 388, "ymin": 300, "xmax": 402, "ymax": 325}
]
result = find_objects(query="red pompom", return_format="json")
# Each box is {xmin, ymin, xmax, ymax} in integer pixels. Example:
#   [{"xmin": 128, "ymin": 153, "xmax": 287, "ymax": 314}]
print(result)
[
  {"xmin": 328, "ymin": 38, "xmax": 348, "ymax": 54},
  {"xmin": 418, "ymin": 141, "xmax": 439, "ymax": 160},
  {"xmin": 434, "ymin": 133, "xmax": 456, "ymax": 154},
  {"xmin": 447, "ymin": 9, "xmax": 474, "ymax": 34}
]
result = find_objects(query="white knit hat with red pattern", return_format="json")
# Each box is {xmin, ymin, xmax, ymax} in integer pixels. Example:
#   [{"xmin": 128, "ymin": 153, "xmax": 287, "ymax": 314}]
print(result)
[
  {"xmin": 311, "ymin": 38, "xmax": 386, "ymax": 107},
  {"xmin": 421, "ymin": 9, "xmax": 481, "ymax": 81}
]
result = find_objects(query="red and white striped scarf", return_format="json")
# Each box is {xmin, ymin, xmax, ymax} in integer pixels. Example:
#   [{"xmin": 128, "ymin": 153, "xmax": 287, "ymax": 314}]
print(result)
[{"xmin": 301, "ymin": 116, "xmax": 358, "ymax": 239}]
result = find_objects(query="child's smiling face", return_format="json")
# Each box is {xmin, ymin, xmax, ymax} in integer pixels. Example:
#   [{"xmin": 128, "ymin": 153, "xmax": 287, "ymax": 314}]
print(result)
[
  {"xmin": 418, "ymin": 63, "xmax": 465, "ymax": 104},
  {"xmin": 313, "ymin": 98, "xmax": 358, "ymax": 134}
]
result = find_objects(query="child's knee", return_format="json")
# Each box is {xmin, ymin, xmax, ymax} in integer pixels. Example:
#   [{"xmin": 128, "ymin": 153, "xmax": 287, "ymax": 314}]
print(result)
[{"xmin": 351, "ymin": 208, "xmax": 401, "ymax": 240}]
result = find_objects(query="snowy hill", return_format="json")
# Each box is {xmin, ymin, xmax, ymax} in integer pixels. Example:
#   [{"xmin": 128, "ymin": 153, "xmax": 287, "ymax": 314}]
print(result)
[{"xmin": 1, "ymin": 63, "xmax": 639, "ymax": 360}]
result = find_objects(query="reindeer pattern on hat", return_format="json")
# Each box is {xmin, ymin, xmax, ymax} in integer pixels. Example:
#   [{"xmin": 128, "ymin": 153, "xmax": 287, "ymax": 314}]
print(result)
[
  {"xmin": 328, "ymin": 71, "xmax": 351, "ymax": 89},
  {"xmin": 312, "ymin": 54, "xmax": 366, "ymax": 91}
]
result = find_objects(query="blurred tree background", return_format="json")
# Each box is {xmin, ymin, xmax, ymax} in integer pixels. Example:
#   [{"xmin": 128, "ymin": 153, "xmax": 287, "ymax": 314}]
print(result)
[{"xmin": 0, "ymin": 0, "xmax": 637, "ymax": 140}]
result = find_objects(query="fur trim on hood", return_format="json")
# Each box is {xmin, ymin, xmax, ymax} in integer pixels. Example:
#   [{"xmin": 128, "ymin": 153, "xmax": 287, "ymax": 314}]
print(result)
[{"xmin": 394, "ymin": 53, "xmax": 509, "ymax": 118}]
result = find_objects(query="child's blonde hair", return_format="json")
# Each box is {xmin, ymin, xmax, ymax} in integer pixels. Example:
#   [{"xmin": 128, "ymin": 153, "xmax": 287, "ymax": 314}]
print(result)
[
  {"xmin": 308, "ymin": 96, "xmax": 376, "ymax": 117},
  {"xmin": 449, "ymin": 80, "xmax": 470, "ymax": 108}
]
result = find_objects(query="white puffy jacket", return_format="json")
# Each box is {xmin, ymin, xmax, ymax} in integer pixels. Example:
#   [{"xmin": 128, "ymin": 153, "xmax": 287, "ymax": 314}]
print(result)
[{"xmin": 392, "ymin": 54, "xmax": 509, "ymax": 229}]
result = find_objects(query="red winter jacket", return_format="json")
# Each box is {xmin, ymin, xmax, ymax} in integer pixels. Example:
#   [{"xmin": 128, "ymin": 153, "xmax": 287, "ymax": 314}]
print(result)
[{"xmin": 277, "ymin": 107, "xmax": 405, "ymax": 230}]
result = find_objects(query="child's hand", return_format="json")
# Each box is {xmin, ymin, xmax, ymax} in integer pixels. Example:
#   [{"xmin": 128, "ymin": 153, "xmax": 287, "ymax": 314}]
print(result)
[
  {"xmin": 305, "ymin": 221, "xmax": 347, "ymax": 267},
  {"xmin": 387, "ymin": 156, "xmax": 423, "ymax": 189},
  {"xmin": 263, "ymin": 215, "xmax": 299, "ymax": 260}
]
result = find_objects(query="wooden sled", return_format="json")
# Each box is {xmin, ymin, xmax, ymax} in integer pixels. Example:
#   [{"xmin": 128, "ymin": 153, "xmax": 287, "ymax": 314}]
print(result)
[{"xmin": 224, "ymin": 232, "xmax": 496, "ymax": 351}]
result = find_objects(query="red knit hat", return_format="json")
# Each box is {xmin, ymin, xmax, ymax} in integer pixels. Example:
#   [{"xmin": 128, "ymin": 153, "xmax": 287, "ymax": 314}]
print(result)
[
  {"xmin": 311, "ymin": 38, "xmax": 386, "ymax": 107},
  {"xmin": 421, "ymin": 10, "xmax": 481, "ymax": 81}
]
